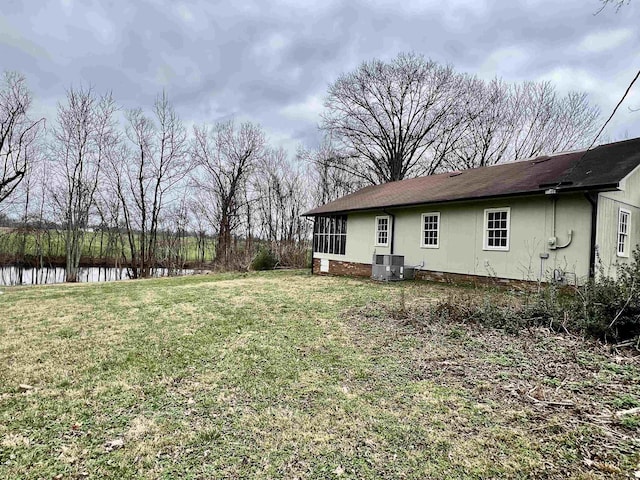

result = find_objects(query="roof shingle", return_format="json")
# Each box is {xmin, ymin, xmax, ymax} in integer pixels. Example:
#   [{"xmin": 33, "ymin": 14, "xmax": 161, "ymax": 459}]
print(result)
[{"xmin": 303, "ymin": 137, "xmax": 640, "ymax": 216}]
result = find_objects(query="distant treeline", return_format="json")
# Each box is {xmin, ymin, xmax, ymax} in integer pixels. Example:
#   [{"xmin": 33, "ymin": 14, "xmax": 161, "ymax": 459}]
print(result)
[{"xmin": 1, "ymin": 52, "xmax": 604, "ymax": 281}]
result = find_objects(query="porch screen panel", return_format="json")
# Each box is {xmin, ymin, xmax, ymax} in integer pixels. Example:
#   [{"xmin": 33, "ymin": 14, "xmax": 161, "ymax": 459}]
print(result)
[{"xmin": 313, "ymin": 215, "xmax": 347, "ymax": 255}]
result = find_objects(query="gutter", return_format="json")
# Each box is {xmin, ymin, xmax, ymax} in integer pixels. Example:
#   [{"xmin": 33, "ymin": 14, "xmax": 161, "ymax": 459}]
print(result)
[
  {"xmin": 302, "ymin": 184, "xmax": 620, "ymax": 217},
  {"xmin": 585, "ymin": 192, "xmax": 599, "ymax": 278}
]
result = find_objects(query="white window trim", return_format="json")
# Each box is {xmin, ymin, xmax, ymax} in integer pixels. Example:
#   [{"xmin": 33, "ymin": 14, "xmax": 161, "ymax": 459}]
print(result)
[
  {"xmin": 420, "ymin": 212, "xmax": 440, "ymax": 249},
  {"xmin": 374, "ymin": 215, "xmax": 390, "ymax": 247},
  {"xmin": 483, "ymin": 207, "xmax": 511, "ymax": 251},
  {"xmin": 617, "ymin": 208, "xmax": 631, "ymax": 258}
]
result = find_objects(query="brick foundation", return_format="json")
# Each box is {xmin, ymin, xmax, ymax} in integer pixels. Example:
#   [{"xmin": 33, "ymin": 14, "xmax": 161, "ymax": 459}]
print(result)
[
  {"xmin": 312, "ymin": 257, "xmax": 535, "ymax": 289},
  {"xmin": 312, "ymin": 258, "xmax": 371, "ymax": 277},
  {"xmin": 414, "ymin": 269, "xmax": 535, "ymax": 289}
]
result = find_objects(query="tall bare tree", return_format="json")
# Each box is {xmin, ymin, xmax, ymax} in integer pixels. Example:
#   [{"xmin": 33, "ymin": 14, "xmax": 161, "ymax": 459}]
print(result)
[
  {"xmin": 442, "ymin": 78, "xmax": 515, "ymax": 170},
  {"xmin": 447, "ymin": 81, "xmax": 600, "ymax": 169},
  {"xmin": 321, "ymin": 52, "xmax": 471, "ymax": 184},
  {"xmin": 0, "ymin": 71, "xmax": 44, "ymax": 206},
  {"xmin": 321, "ymin": 54, "xmax": 601, "ymax": 185},
  {"xmin": 509, "ymin": 82, "xmax": 599, "ymax": 160},
  {"xmin": 94, "ymin": 161, "xmax": 127, "ymax": 270},
  {"xmin": 253, "ymin": 148, "xmax": 312, "ymax": 265},
  {"xmin": 49, "ymin": 87, "xmax": 119, "ymax": 282},
  {"xmin": 298, "ymin": 138, "xmax": 364, "ymax": 204},
  {"xmin": 113, "ymin": 92, "xmax": 189, "ymax": 278},
  {"xmin": 191, "ymin": 120, "xmax": 265, "ymax": 266}
]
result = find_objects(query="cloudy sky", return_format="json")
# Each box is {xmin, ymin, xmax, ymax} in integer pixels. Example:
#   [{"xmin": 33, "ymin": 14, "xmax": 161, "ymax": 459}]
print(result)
[{"xmin": 2, "ymin": 0, "xmax": 639, "ymax": 153}]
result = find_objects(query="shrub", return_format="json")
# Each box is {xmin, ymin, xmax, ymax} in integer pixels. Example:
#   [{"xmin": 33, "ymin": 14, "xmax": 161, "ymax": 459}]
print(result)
[
  {"xmin": 427, "ymin": 246, "xmax": 640, "ymax": 341},
  {"xmin": 250, "ymin": 247, "xmax": 278, "ymax": 271},
  {"xmin": 273, "ymin": 243, "xmax": 310, "ymax": 268},
  {"xmin": 578, "ymin": 247, "xmax": 640, "ymax": 340},
  {"xmin": 426, "ymin": 286, "xmax": 567, "ymax": 334}
]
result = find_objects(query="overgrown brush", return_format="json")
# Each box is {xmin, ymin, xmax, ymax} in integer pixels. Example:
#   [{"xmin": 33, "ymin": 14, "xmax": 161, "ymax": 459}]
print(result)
[
  {"xmin": 426, "ymin": 247, "xmax": 640, "ymax": 341},
  {"xmin": 250, "ymin": 247, "xmax": 279, "ymax": 271},
  {"xmin": 579, "ymin": 247, "xmax": 640, "ymax": 340}
]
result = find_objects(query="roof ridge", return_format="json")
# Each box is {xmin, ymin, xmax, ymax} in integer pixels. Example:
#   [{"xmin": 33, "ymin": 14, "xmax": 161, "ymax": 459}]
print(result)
[
  {"xmin": 360, "ymin": 138, "xmax": 638, "ymax": 188},
  {"xmin": 303, "ymin": 136, "xmax": 640, "ymax": 216}
]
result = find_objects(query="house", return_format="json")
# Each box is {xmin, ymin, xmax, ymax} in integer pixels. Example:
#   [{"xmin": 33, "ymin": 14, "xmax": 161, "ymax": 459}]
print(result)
[{"xmin": 303, "ymin": 137, "xmax": 640, "ymax": 285}]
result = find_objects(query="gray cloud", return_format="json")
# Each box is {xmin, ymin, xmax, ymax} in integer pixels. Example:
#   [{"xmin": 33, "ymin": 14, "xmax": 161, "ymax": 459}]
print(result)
[{"xmin": 2, "ymin": 0, "xmax": 639, "ymax": 153}]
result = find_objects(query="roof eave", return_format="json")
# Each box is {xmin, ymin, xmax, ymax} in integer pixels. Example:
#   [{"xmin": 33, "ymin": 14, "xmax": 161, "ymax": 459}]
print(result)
[{"xmin": 301, "ymin": 183, "xmax": 621, "ymax": 217}]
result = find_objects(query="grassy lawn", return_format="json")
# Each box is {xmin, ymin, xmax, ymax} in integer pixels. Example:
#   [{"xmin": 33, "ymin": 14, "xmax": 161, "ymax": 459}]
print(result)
[
  {"xmin": 0, "ymin": 271, "xmax": 638, "ymax": 479},
  {"xmin": 0, "ymin": 229, "xmax": 216, "ymax": 263}
]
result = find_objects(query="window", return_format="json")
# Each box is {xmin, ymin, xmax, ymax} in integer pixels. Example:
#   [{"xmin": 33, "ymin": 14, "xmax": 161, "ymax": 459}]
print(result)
[
  {"xmin": 375, "ymin": 215, "xmax": 390, "ymax": 246},
  {"xmin": 617, "ymin": 208, "xmax": 631, "ymax": 257},
  {"xmin": 313, "ymin": 215, "xmax": 347, "ymax": 255},
  {"xmin": 484, "ymin": 207, "xmax": 510, "ymax": 251},
  {"xmin": 421, "ymin": 212, "xmax": 440, "ymax": 248}
]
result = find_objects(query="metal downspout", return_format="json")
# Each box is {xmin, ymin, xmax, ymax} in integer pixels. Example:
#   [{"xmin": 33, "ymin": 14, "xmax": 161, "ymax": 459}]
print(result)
[{"xmin": 585, "ymin": 192, "xmax": 598, "ymax": 279}]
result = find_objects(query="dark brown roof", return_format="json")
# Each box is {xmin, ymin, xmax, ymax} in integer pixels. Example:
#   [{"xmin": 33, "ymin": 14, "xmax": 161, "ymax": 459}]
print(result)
[{"xmin": 303, "ymin": 137, "xmax": 640, "ymax": 216}]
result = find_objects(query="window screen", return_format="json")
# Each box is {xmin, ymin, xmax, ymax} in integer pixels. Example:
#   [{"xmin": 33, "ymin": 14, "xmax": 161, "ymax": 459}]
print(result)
[{"xmin": 313, "ymin": 215, "xmax": 347, "ymax": 255}]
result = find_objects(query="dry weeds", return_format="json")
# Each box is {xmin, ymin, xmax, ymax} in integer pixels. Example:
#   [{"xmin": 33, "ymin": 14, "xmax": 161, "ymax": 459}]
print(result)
[{"xmin": 345, "ymin": 297, "xmax": 640, "ymax": 478}]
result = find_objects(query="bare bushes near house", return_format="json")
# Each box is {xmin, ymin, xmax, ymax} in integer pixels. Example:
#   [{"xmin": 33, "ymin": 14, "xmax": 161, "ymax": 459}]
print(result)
[
  {"xmin": 397, "ymin": 247, "xmax": 640, "ymax": 341},
  {"xmin": 218, "ymin": 241, "xmax": 310, "ymax": 272}
]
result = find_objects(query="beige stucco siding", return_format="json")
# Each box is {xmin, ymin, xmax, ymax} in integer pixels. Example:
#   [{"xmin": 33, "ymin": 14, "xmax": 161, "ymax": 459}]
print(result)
[
  {"xmin": 596, "ymin": 164, "xmax": 640, "ymax": 274},
  {"xmin": 315, "ymin": 193, "xmax": 593, "ymax": 282}
]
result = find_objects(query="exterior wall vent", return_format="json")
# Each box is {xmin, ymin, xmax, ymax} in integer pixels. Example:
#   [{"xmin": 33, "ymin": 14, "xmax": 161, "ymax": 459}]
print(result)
[{"xmin": 320, "ymin": 258, "xmax": 329, "ymax": 273}]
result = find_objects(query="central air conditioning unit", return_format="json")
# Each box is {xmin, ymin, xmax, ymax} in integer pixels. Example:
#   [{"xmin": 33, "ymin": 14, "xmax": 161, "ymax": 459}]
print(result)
[{"xmin": 371, "ymin": 254, "xmax": 415, "ymax": 281}]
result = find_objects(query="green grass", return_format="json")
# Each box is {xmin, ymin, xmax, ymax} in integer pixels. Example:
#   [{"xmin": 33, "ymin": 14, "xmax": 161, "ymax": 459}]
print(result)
[
  {"xmin": 0, "ymin": 229, "xmax": 216, "ymax": 263},
  {"xmin": 0, "ymin": 272, "xmax": 638, "ymax": 479}
]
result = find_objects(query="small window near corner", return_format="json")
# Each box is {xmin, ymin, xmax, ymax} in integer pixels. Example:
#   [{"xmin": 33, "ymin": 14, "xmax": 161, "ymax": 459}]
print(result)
[
  {"xmin": 421, "ymin": 212, "xmax": 440, "ymax": 248},
  {"xmin": 375, "ymin": 215, "xmax": 390, "ymax": 247},
  {"xmin": 617, "ymin": 208, "xmax": 631, "ymax": 257},
  {"xmin": 484, "ymin": 207, "xmax": 510, "ymax": 251}
]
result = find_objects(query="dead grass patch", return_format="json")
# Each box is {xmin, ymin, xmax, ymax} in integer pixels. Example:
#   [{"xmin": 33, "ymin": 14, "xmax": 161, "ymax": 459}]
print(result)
[{"xmin": 345, "ymin": 299, "xmax": 640, "ymax": 478}]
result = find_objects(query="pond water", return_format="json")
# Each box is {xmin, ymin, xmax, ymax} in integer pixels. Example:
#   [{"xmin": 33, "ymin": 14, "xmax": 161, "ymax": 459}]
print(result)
[{"xmin": 0, "ymin": 266, "xmax": 195, "ymax": 286}]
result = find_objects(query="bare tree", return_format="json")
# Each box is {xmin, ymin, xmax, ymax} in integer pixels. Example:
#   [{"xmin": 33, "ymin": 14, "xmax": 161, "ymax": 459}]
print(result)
[
  {"xmin": 10, "ymin": 136, "xmax": 47, "ymax": 270},
  {"xmin": 321, "ymin": 52, "xmax": 471, "ymax": 184},
  {"xmin": 94, "ymin": 165, "xmax": 127, "ymax": 270},
  {"xmin": 509, "ymin": 82, "xmax": 600, "ymax": 160},
  {"xmin": 298, "ymin": 138, "xmax": 364, "ymax": 204},
  {"xmin": 0, "ymin": 71, "xmax": 44, "ymax": 206},
  {"xmin": 156, "ymin": 194, "xmax": 191, "ymax": 273},
  {"xmin": 598, "ymin": 0, "xmax": 631, "ymax": 12},
  {"xmin": 113, "ymin": 92, "xmax": 189, "ymax": 278},
  {"xmin": 442, "ymin": 78, "xmax": 515, "ymax": 170},
  {"xmin": 320, "ymin": 54, "xmax": 601, "ymax": 186},
  {"xmin": 440, "ymin": 79, "xmax": 600, "ymax": 169},
  {"xmin": 253, "ymin": 148, "xmax": 312, "ymax": 266},
  {"xmin": 188, "ymin": 199, "xmax": 214, "ymax": 266},
  {"xmin": 191, "ymin": 120, "xmax": 265, "ymax": 266},
  {"xmin": 49, "ymin": 87, "xmax": 119, "ymax": 282}
]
